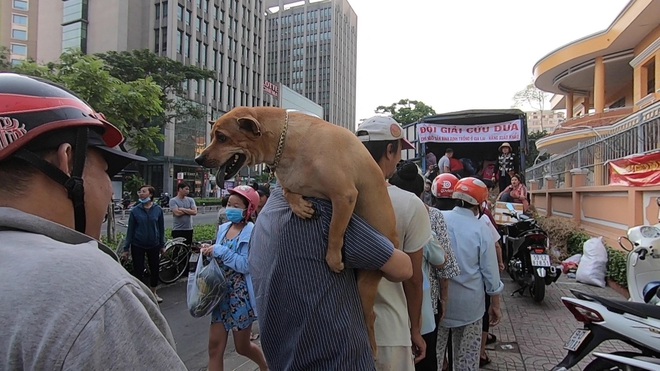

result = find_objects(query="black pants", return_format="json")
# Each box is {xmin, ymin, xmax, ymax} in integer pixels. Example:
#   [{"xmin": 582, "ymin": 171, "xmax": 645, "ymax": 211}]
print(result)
[
  {"xmin": 172, "ymin": 229, "xmax": 193, "ymax": 245},
  {"xmin": 131, "ymin": 245, "xmax": 160, "ymax": 288},
  {"xmin": 498, "ymin": 173, "xmax": 511, "ymax": 192},
  {"xmin": 416, "ymin": 299, "xmax": 443, "ymax": 371},
  {"xmin": 482, "ymin": 293, "xmax": 491, "ymax": 333}
]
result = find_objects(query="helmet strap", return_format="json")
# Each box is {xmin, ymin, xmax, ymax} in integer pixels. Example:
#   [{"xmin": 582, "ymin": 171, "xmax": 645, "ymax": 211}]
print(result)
[{"xmin": 13, "ymin": 128, "xmax": 89, "ymax": 233}]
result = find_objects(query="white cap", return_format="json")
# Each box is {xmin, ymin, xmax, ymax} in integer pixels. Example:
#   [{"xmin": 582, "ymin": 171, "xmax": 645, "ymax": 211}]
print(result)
[{"xmin": 356, "ymin": 116, "xmax": 414, "ymax": 150}]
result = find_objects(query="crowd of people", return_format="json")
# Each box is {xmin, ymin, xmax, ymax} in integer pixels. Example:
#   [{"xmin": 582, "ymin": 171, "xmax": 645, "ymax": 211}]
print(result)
[{"xmin": 1, "ymin": 72, "xmax": 532, "ymax": 370}]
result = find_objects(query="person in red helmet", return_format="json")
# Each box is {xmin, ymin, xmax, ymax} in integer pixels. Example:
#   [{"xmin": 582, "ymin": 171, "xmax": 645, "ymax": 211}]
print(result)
[
  {"xmin": 436, "ymin": 177, "xmax": 504, "ymax": 370},
  {"xmin": 200, "ymin": 185, "xmax": 268, "ymax": 371},
  {"xmin": 0, "ymin": 73, "xmax": 185, "ymax": 369}
]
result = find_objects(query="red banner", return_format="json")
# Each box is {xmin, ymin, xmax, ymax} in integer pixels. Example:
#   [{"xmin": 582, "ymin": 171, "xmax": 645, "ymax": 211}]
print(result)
[{"xmin": 609, "ymin": 151, "xmax": 660, "ymax": 186}]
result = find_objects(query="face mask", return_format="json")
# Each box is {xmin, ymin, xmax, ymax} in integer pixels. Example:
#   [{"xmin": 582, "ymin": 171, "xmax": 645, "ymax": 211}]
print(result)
[
  {"xmin": 139, "ymin": 197, "xmax": 151, "ymax": 204},
  {"xmin": 226, "ymin": 207, "xmax": 246, "ymax": 223}
]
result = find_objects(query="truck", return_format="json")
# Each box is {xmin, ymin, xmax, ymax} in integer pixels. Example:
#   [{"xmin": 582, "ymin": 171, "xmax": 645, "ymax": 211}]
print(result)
[{"xmin": 401, "ymin": 109, "xmax": 529, "ymax": 182}]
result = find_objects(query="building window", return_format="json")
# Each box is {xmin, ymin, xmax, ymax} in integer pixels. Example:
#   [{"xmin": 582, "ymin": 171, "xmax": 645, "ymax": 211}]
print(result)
[
  {"xmin": 162, "ymin": 1, "xmax": 168, "ymax": 18},
  {"xmin": 12, "ymin": 14, "xmax": 28, "ymax": 26},
  {"xmin": 12, "ymin": 0, "xmax": 28, "ymax": 11},
  {"xmin": 177, "ymin": 30, "xmax": 183, "ymax": 54},
  {"xmin": 154, "ymin": 28, "xmax": 160, "ymax": 53},
  {"xmin": 11, "ymin": 59, "xmax": 24, "ymax": 67},
  {"xmin": 11, "ymin": 29, "xmax": 27, "ymax": 40},
  {"xmin": 11, "ymin": 43, "xmax": 28, "ymax": 56},
  {"xmin": 161, "ymin": 27, "xmax": 168, "ymax": 52},
  {"xmin": 186, "ymin": 10, "xmax": 191, "ymax": 25},
  {"xmin": 177, "ymin": 4, "xmax": 183, "ymax": 21},
  {"xmin": 62, "ymin": 0, "xmax": 88, "ymax": 24},
  {"xmin": 62, "ymin": 22, "xmax": 87, "ymax": 53},
  {"xmin": 155, "ymin": 3, "xmax": 160, "ymax": 19},
  {"xmin": 645, "ymin": 60, "xmax": 656, "ymax": 95}
]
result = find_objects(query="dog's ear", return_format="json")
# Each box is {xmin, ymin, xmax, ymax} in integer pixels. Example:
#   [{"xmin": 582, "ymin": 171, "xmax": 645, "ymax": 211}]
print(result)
[
  {"xmin": 237, "ymin": 117, "xmax": 262, "ymax": 137},
  {"xmin": 208, "ymin": 120, "xmax": 215, "ymax": 126}
]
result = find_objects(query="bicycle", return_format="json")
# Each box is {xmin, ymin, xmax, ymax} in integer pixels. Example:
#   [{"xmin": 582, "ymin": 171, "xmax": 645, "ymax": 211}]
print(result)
[{"xmin": 114, "ymin": 236, "xmax": 198, "ymax": 285}]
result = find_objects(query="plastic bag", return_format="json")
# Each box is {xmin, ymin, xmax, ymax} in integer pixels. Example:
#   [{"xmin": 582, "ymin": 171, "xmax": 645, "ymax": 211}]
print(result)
[
  {"xmin": 187, "ymin": 255, "xmax": 229, "ymax": 318},
  {"xmin": 576, "ymin": 237, "xmax": 608, "ymax": 288}
]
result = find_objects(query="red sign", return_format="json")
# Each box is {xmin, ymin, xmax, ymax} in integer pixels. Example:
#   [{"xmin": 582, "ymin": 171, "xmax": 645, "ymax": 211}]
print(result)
[
  {"xmin": 263, "ymin": 81, "xmax": 279, "ymax": 98},
  {"xmin": 609, "ymin": 151, "xmax": 660, "ymax": 186}
]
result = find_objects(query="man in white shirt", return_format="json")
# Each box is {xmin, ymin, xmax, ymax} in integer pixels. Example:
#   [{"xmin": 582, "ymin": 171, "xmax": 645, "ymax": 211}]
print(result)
[{"xmin": 357, "ymin": 116, "xmax": 432, "ymax": 370}]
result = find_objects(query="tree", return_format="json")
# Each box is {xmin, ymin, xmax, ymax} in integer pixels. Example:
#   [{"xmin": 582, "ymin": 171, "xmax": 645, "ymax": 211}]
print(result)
[
  {"xmin": 512, "ymin": 81, "xmax": 550, "ymax": 131},
  {"xmin": 526, "ymin": 130, "xmax": 550, "ymax": 169},
  {"xmin": 0, "ymin": 46, "xmax": 10, "ymax": 70},
  {"xmin": 95, "ymin": 49, "xmax": 215, "ymax": 126},
  {"xmin": 375, "ymin": 99, "xmax": 436, "ymax": 125},
  {"xmin": 11, "ymin": 51, "xmax": 165, "ymax": 152}
]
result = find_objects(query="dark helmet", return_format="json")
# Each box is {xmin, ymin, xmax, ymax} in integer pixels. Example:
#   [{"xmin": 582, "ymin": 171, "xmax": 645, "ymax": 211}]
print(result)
[
  {"xmin": 0, "ymin": 72, "xmax": 145, "ymax": 233},
  {"xmin": 642, "ymin": 281, "xmax": 660, "ymax": 304}
]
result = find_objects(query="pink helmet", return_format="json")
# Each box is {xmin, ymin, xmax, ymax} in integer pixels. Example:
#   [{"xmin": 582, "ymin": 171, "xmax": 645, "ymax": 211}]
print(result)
[{"xmin": 229, "ymin": 185, "xmax": 260, "ymax": 220}]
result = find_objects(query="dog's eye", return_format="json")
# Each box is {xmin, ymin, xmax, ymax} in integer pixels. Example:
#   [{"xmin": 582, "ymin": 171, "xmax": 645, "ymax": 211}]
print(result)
[{"xmin": 216, "ymin": 133, "xmax": 227, "ymax": 143}]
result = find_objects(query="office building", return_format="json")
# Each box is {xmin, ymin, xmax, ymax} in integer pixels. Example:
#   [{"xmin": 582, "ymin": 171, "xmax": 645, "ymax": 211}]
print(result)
[
  {"xmin": 264, "ymin": 0, "xmax": 357, "ymax": 129},
  {"xmin": 35, "ymin": 0, "xmax": 268, "ymax": 196},
  {"xmin": 1, "ymin": 0, "xmax": 37, "ymax": 65}
]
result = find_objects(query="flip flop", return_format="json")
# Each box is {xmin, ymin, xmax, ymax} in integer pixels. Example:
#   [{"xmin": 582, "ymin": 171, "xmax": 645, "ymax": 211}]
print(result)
[
  {"xmin": 486, "ymin": 333, "xmax": 497, "ymax": 344},
  {"xmin": 479, "ymin": 355, "xmax": 491, "ymax": 368},
  {"xmin": 250, "ymin": 333, "xmax": 260, "ymax": 341}
]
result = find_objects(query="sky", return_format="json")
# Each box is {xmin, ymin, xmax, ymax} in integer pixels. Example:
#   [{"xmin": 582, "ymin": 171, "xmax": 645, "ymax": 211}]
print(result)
[{"xmin": 348, "ymin": 0, "xmax": 630, "ymax": 122}]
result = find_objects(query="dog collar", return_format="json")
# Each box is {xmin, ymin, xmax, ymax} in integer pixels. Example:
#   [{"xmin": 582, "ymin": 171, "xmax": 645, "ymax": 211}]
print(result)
[{"xmin": 269, "ymin": 110, "xmax": 289, "ymax": 176}]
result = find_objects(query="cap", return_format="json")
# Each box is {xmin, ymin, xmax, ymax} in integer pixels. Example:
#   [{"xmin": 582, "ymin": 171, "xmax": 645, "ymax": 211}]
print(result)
[{"xmin": 356, "ymin": 116, "xmax": 414, "ymax": 150}]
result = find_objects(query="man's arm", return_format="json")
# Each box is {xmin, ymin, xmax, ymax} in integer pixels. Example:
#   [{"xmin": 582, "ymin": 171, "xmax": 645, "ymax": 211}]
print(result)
[
  {"xmin": 169, "ymin": 199, "xmax": 185, "ymax": 216},
  {"xmin": 185, "ymin": 198, "xmax": 198, "ymax": 216},
  {"xmin": 380, "ymin": 249, "xmax": 412, "ymax": 282}
]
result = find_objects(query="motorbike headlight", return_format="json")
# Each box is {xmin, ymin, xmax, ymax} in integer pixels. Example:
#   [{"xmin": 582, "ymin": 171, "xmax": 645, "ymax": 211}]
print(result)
[{"xmin": 640, "ymin": 226, "xmax": 660, "ymax": 238}]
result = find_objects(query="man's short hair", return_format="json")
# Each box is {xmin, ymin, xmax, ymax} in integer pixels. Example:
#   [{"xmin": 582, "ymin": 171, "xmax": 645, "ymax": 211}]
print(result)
[
  {"xmin": 360, "ymin": 139, "xmax": 400, "ymax": 164},
  {"xmin": 445, "ymin": 148, "xmax": 454, "ymax": 154},
  {"xmin": 177, "ymin": 182, "xmax": 189, "ymax": 190}
]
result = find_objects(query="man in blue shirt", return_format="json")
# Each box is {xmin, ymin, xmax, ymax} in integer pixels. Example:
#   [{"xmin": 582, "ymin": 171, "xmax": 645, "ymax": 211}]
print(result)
[{"xmin": 249, "ymin": 185, "xmax": 412, "ymax": 370}]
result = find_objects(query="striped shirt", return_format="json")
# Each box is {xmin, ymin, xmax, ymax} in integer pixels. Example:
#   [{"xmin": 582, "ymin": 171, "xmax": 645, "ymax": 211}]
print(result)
[{"xmin": 249, "ymin": 186, "xmax": 394, "ymax": 371}]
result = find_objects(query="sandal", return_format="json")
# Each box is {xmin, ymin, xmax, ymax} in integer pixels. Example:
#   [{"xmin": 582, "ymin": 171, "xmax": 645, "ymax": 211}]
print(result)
[
  {"xmin": 479, "ymin": 355, "xmax": 491, "ymax": 368},
  {"xmin": 250, "ymin": 332, "xmax": 260, "ymax": 341},
  {"xmin": 486, "ymin": 333, "xmax": 497, "ymax": 344}
]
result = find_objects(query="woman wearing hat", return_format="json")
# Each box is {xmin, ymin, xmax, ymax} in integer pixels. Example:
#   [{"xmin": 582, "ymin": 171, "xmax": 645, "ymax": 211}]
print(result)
[{"xmin": 495, "ymin": 143, "xmax": 516, "ymax": 192}]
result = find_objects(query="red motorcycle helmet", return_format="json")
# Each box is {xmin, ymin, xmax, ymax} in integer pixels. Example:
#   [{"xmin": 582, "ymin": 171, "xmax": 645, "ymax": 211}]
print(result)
[
  {"xmin": 229, "ymin": 185, "xmax": 260, "ymax": 220},
  {"xmin": 452, "ymin": 177, "xmax": 489, "ymax": 206},
  {"xmin": 0, "ymin": 73, "xmax": 144, "ymax": 233},
  {"xmin": 432, "ymin": 173, "xmax": 459, "ymax": 199}
]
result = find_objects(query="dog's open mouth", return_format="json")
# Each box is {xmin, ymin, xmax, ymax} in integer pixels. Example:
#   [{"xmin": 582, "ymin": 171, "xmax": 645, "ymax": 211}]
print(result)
[{"xmin": 215, "ymin": 153, "xmax": 247, "ymax": 188}]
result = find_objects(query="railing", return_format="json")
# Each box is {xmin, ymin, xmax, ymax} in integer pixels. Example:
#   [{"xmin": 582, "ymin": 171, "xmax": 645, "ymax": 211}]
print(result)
[{"xmin": 526, "ymin": 101, "xmax": 660, "ymax": 188}]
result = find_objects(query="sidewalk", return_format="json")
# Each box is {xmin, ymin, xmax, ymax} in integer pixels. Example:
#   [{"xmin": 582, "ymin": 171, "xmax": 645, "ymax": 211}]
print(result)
[{"xmin": 160, "ymin": 274, "xmax": 628, "ymax": 370}]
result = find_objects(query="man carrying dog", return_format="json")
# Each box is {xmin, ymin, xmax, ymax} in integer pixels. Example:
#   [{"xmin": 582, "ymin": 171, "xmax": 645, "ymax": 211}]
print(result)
[
  {"xmin": 357, "ymin": 116, "xmax": 432, "ymax": 370},
  {"xmin": 249, "ymin": 185, "xmax": 413, "ymax": 369}
]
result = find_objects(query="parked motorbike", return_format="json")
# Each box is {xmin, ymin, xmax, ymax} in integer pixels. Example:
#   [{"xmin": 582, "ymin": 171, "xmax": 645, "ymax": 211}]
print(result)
[
  {"xmin": 553, "ymin": 197, "xmax": 660, "ymax": 370},
  {"xmin": 551, "ymin": 289, "xmax": 660, "ymax": 370},
  {"xmin": 500, "ymin": 202, "xmax": 561, "ymax": 302}
]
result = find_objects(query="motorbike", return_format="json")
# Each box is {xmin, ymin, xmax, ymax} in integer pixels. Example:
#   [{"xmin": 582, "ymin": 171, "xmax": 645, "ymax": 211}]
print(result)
[
  {"xmin": 500, "ymin": 202, "xmax": 561, "ymax": 302},
  {"xmin": 553, "ymin": 197, "xmax": 660, "ymax": 370},
  {"xmin": 551, "ymin": 289, "xmax": 660, "ymax": 370}
]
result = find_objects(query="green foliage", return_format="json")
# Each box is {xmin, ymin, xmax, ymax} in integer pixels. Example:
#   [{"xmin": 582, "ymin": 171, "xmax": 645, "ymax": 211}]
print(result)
[
  {"xmin": 567, "ymin": 231, "xmax": 591, "ymax": 257},
  {"xmin": 526, "ymin": 130, "xmax": 550, "ymax": 168},
  {"xmin": 124, "ymin": 175, "xmax": 145, "ymax": 202},
  {"xmin": 375, "ymin": 99, "xmax": 436, "ymax": 125},
  {"xmin": 606, "ymin": 247, "xmax": 628, "ymax": 287},
  {"xmin": 0, "ymin": 46, "xmax": 11, "ymax": 70},
  {"xmin": 194, "ymin": 198, "xmax": 224, "ymax": 206},
  {"xmin": 95, "ymin": 49, "xmax": 215, "ymax": 125},
  {"xmin": 10, "ymin": 50, "xmax": 165, "ymax": 152},
  {"xmin": 192, "ymin": 224, "xmax": 218, "ymax": 242}
]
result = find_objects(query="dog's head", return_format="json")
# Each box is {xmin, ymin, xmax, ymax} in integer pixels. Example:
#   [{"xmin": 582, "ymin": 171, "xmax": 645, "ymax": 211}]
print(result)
[{"xmin": 195, "ymin": 107, "xmax": 276, "ymax": 186}]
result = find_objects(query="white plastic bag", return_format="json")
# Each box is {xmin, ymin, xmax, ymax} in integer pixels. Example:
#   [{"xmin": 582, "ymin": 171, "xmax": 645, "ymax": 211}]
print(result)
[
  {"xmin": 187, "ymin": 255, "xmax": 228, "ymax": 318},
  {"xmin": 575, "ymin": 237, "xmax": 608, "ymax": 288}
]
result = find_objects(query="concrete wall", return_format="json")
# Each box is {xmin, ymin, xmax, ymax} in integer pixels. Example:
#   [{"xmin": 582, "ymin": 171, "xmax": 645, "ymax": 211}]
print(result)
[{"xmin": 530, "ymin": 172, "xmax": 660, "ymax": 249}]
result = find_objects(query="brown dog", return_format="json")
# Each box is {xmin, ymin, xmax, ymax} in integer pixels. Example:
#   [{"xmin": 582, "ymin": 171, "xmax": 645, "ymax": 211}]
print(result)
[{"xmin": 195, "ymin": 106, "xmax": 399, "ymax": 356}]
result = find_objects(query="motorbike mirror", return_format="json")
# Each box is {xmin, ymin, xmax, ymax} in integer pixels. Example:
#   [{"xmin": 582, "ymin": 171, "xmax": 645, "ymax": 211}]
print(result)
[
  {"xmin": 506, "ymin": 203, "xmax": 516, "ymax": 212},
  {"xmin": 618, "ymin": 236, "xmax": 634, "ymax": 252}
]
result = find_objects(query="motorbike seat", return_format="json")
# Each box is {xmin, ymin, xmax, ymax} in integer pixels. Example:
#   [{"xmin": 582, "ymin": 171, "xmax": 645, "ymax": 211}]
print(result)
[{"xmin": 572, "ymin": 290, "xmax": 660, "ymax": 320}]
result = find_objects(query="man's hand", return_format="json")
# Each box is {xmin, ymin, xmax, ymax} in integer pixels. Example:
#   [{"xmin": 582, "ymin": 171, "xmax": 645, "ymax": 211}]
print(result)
[
  {"xmin": 439, "ymin": 300, "xmax": 446, "ymax": 322},
  {"xmin": 411, "ymin": 331, "xmax": 426, "ymax": 364},
  {"xmin": 200, "ymin": 246, "xmax": 214, "ymax": 257},
  {"xmin": 489, "ymin": 303, "xmax": 502, "ymax": 327},
  {"xmin": 499, "ymin": 261, "xmax": 505, "ymax": 272},
  {"xmin": 121, "ymin": 251, "xmax": 130, "ymax": 260}
]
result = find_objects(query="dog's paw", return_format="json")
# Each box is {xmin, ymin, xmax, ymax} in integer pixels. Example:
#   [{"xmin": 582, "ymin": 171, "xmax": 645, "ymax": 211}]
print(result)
[{"xmin": 326, "ymin": 253, "xmax": 344, "ymax": 273}]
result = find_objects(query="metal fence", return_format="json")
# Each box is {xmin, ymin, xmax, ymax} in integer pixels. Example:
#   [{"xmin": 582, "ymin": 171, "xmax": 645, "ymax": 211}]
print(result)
[{"xmin": 526, "ymin": 101, "xmax": 660, "ymax": 188}]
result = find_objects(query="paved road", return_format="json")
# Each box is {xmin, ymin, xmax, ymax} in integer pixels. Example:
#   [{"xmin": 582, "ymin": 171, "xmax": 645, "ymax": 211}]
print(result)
[{"xmin": 158, "ymin": 272, "xmax": 629, "ymax": 370}]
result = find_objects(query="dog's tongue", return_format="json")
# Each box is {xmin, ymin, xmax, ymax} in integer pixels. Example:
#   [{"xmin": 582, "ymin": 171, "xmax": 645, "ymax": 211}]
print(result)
[{"xmin": 215, "ymin": 165, "xmax": 226, "ymax": 190}]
